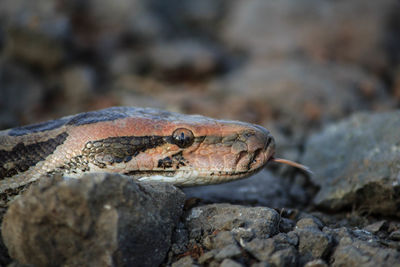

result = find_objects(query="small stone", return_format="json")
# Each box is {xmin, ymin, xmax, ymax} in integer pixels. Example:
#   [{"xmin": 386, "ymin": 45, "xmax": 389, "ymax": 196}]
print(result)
[
  {"xmin": 389, "ymin": 230, "xmax": 400, "ymax": 241},
  {"xmin": 296, "ymin": 217, "xmax": 323, "ymax": 230},
  {"xmin": 295, "ymin": 228, "xmax": 333, "ymax": 261},
  {"xmin": 364, "ymin": 221, "xmax": 387, "ymax": 234},
  {"xmin": 304, "ymin": 259, "xmax": 328, "ymax": 267},
  {"xmin": 243, "ymin": 238, "xmax": 275, "ymax": 262},
  {"xmin": 273, "ymin": 233, "xmax": 298, "ymax": 247},
  {"xmin": 171, "ymin": 256, "xmax": 197, "ymax": 267},
  {"xmin": 231, "ymin": 227, "xmax": 255, "ymax": 243},
  {"xmin": 279, "ymin": 217, "xmax": 295, "ymax": 233},
  {"xmin": 186, "ymin": 204, "xmax": 280, "ymax": 239},
  {"xmin": 212, "ymin": 231, "xmax": 236, "ymax": 249},
  {"xmin": 269, "ymin": 247, "xmax": 298, "ymax": 267},
  {"xmin": 214, "ymin": 244, "xmax": 242, "ymax": 260},
  {"xmin": 220, "ymin": 258, "xmax": 243, "ymax": 267},
  {"xmin": 198, "ymin": 251, "xmax": 216, "ymax": 264}
]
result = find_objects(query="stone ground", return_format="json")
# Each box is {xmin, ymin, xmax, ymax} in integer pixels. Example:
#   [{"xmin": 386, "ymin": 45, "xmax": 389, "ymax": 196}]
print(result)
[{"xmin": 1, "ymin": 0, "xmax": 400, "ymax": 266}]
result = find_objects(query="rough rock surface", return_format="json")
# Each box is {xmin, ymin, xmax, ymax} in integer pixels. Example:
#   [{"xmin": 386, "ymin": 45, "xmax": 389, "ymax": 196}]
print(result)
[
  {"xmin": 302, "ymin": 111, "xmax": 400, "ymax": 217},
  {"xmin": 185, "ymin": 204, "xmax": 280, "ymax": 239},
  {"xmin": 165, "ymin": 206, "xmax": 400, "ymax": 266},
  {"xmin": 2, "ymin": 173, "xmax": 185, "ymax": 267}
]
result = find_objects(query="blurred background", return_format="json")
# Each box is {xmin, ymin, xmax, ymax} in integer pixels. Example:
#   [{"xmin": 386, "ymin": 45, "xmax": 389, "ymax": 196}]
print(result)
[{"xmin": 0, "ymin": 0, "xmax": 400, "ymax": 159}]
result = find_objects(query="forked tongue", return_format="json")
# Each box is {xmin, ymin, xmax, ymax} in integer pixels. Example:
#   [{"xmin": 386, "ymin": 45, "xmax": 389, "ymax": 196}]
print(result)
[{"xmin": 271, "ymin": 158, "xmax": 313, "ymax": 175}]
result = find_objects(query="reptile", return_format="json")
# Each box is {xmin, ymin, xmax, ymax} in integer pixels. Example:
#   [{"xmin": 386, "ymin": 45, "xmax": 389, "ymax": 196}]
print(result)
[{"xmin": 0, "ymin": 106, "xmax": 309, "ymax": 201}]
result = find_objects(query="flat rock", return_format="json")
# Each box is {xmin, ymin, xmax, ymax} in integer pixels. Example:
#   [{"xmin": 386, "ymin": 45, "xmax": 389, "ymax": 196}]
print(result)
[
  {"xmin": 1, "ymin": 173, "xmax": 185, "ymax": 267},
  {"xmin": 302, "ymin": 111, "xmax": 400, "ymax": 217}
]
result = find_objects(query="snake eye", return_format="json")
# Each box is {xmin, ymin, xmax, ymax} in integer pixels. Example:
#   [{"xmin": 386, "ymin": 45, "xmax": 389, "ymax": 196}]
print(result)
[{"xmin": 172, "ymin": 128, "xmax": 194, "ymax": 148}]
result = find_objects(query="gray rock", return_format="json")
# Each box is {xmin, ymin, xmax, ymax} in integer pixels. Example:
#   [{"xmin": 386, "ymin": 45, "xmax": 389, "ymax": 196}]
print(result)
[
  {"xmin": 1, "ymin": 173, "xmax": 185, "ymax": 267},
  {"xmin": 214, "ymin": 244, "xmax": 242, "ymax": 260},
  {"xmin": 0, "ymin": 0, "xmax": 67, "ymax": 69},
  {"xmin": 364, "ymin": 221, "xmax": 387, "ymax": 234},
  {"xmin": 332, "ymin": 235, "xmax": 400, "ymax": 267},
  {"xmin": 324, "ymin": 227, "xmax": 400, "ymax": 267},
  {"xmin": 243, "ymin": 238, "xmax": 276, "ymax": 262},
  {"xmin": 171, "ymin": 255, "xmax": 197, "ymax": 267},
  {"xmin": 221, "ymin": 0, "xmax": 397, "ymax": 69},
  {"xmin": 304, "ymin": 259, "xmax": 328, "ymax": 267},
  {"xmin": 147, "ymin": 39, "xmax": 221, "ymax": 80},
  {"xmin": 243, "ymin": 235, "xmax": 298, "ymax": 264},
  {"xmin": 389, "ymin": 230, "xmax": 400, "ymax": 241},
  {"xmin": 294, "ymin": 228, "xmax": 333, "ymax": 261},
  {"xmin": 296, "ymin": 217, "xmax": 323, "ymax": 230},
  {"xmin": 269, "ymin": 247, "xmax": 298, "ymax": 267},
  {"xmin": 185, "ymin": 204, "xmax": 280, "ymax": 238},
  {"xmin": 217, "ymin": 60, "xmax": 390, "ymax": 132},
  {"xmin": 220, "ymin": 258, "xmax": 243, "ymax": 267},
  {"xmin": 0, "ymin": 62, "xmax": 44, "ymax": 129},
  {"xmin": 211, "ymin": 231, "xmax": 237, "ymax": 250},
  {"xmin": 302, "ymin": 111, "xmax": 400, "ymax": 217},
  {"xmin": 198, "ymin": 250, "xmax": 216, "ymax": 264},
  {"xmin": 183, "ymin": 170, "xmax": 293, "ymax": 208}
]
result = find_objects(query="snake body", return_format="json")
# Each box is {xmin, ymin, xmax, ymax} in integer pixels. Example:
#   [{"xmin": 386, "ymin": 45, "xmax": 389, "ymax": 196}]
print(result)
[{"xmin": 0, "ymin": 107, "xmax": 275, "ymax": 198}]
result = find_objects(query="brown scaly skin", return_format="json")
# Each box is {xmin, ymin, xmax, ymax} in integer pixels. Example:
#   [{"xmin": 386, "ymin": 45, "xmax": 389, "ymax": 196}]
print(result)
[{"xmin": 0, "ymin": 107, "xmax": 275, "ymax": 199}]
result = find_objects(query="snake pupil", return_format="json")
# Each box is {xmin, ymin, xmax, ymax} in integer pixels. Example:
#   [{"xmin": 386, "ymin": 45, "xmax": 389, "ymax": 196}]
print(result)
[{"xmin": 172, "ymin": 128, "xmax": 194, "ymax": 148}]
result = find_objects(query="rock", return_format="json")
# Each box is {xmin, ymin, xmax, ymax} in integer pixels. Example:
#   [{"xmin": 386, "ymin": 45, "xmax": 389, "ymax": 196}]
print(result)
[
  {"xmin": 147, "ymin": 39, "xmax": 221, "ymax": 80},
  {"xmin": 0, "ymin": 62, "xmax": 45, "ymax": 129},
  {"xmin": 296, "ymin": 217, "xmax": 324, "ymax": 230},
  {"xmin": 302, "ymin": 111, "xmax": 400, "ymax": 217},
  {"xmin": 220, "ymin": 258, "xmax": 243, "ymax": 267},
  {"xmin": 389, "ymin": 230, "xmax": 400, "ymax": 241},
  {"xmin": 269, "ymin": 247, "xmax": 298, "ymax": 267},
  {"xmin": 221, "ymin": 0, "xmax": 398, "ymax": 70},
  {"xmin": 304, "ymin": 259, "xmax": 328, "ymax": 267},
  {"xmin": 364, "ymin": 221, "xmax": 387, "ymax": 234},
  {"xmin": 209, "ymin": 231, "xmax": 236, "ymax": 250},
  {"xmin": 214, "ymin": 244, "xmax": 242, "ymax": 260},
  {"xmin": 331, "ymin": 231, "xmax": 400, "ymax": 267},
  {"xmin": 243, "ymin": 235, "xmax": 298, "ymax": 264},
  {"xmin": 198, "ymin": 251, "xmax": 216, "ymax": 264},
  {"xmin": 171, "ymin": 255, "xmax": 197, "ymax": 267},
  {"xmin": 217, "ymin": 59, "xmax": 390, "ymax": 132},
  {"xmin": 0, "ymin": 0, "xmax": 67, "ymax": 69},
  {"xmin": 1, "ymin": 173, "xmax": 185, "ymax": 267},
  {"xmin": 61, "ymin": 66, "xmax": 96, "ymax": 111},
  {"xmin": 185, "ymin": 204, "xmax": 280, "ymax": 238},
  {"xmin": 294, "ymin": 227, "xmax": 333, "ymax": 262},
  {"xmin": 243, "ymin": 238, "xmax": 276, "ymax": 262},
  {"xmin": 183, "ymin": 170, "xmax": 293, "ymax": 208}
]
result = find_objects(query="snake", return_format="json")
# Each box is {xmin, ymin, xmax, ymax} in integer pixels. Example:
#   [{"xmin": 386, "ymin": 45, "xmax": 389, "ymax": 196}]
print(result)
[{"xmin": 0, "ymin": 106, "xmax": 309, "ymax": 202}]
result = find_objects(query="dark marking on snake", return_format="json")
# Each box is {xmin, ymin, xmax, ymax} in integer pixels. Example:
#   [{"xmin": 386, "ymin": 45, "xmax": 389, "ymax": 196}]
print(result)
[
  {"xmin": 157, "ymin": 151, "xmax": 188, "ymax": 169},
  {"xmin": 66, "ymin": 107, "xmax": 130, "ymax": 126},
  {"xmin": 82, "ymin": 136, "xmax": 166, "ymax": 168},
  {"xmin": 8, "ymin": 107, "xmax": 132, "ymax": 136},
  {"xmin": 8, "ymin": 119, "xmax": 69, "ymax": 136},
  {"xmin": 0, "ymin": 132, "xmax": 69, "ymax": 178}
]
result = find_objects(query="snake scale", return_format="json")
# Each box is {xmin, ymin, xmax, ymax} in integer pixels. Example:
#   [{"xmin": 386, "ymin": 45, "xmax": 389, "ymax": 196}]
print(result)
[{"xmin": 0, "ymin": 106, "xmax": 309, "ymax": 202}]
